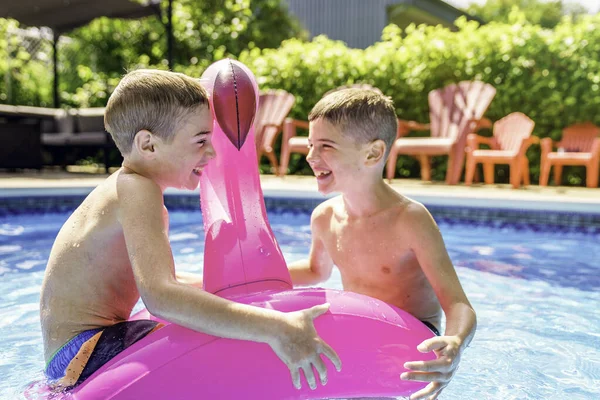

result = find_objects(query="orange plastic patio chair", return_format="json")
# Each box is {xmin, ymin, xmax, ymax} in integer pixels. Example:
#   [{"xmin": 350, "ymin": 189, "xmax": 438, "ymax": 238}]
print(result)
[
  {"xmin": 385, "ymin": 81, "xmax": 496, "ymax": 185},
  {"xmin": 464, "ymin": 112, "xmax": 537, "ymax": 188},
  {"xmin": 539, "ymin": 122, "xmax": 600, "ymax": 188},
  {"xmin": 255, "ymin": 89, "xmax": 296, "ymax": 175},
  {"xmin": 279, "ymin": 118, "xmax": 310, "ymax": 176},
  {"xmin": 278, "ymin": 84, "xmax": 383, "ymax": 176}
]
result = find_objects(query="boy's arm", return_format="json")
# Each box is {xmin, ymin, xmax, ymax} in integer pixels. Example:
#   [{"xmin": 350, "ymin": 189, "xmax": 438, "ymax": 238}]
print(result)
[
  {"xmin": 117, "ymin": 174, "xmax": 341, "ymax": 389},
  {"xmin": 162, "ymin": 207, "xmax": 204, "ymax": 289},
  {"xmin": 175, "ymin": 271, "xmax": 203, "ymax": 288},
  {"xmin": 407, "ymin": 203, "xmax": 476, "ymax": 344},
  {"xmin": 400, "ymin": 203, "xmax": 476, "ymax": 400},
  {"xmin": 288, "ymin": 205, "xmax": 334, "ymax": 286}
]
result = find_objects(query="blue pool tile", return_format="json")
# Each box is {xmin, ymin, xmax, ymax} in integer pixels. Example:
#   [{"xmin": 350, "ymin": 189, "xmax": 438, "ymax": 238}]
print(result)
[{"xmin": 1, "ymin": 194, "xmax": 599, "ymax": 233}]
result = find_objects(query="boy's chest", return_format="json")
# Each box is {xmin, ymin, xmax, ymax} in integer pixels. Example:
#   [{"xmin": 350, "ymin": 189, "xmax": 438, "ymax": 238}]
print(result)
[{"xmin": 322, "ymin": 217, "xmax": 414, "ymax": 275}]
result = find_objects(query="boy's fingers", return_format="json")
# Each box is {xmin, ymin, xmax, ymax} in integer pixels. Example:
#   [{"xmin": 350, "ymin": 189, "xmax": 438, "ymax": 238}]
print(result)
[
  {"xmin": 404, "ymin": 357, "xmax": 452, "ymax": 373},
  {"xmin": 409, "ymin": 385, "xmax": 431, "ymax": 400},
  {"xmin": 312, "ymin": 356, "xmax": 328, "ymax": 385},
  {"xmin": 400, "ymin": 371, "xmax": 445, "ymax": 383},
  {"xmin": 307, "ymin": 303, "xmax": 330, "ymax": 319},
  {"xmin": 301, "ymin": 364, "xmax": 317, "ymax": 390},
  {"xmin": 417, "ymin": 337, "xmax": 447, "ymax": 352},
  {"xmin": 320, "ymin": 343, "xmax": 342, "ymax": 371},
  {"xmin": 290, "ymin": 368, "xmax": 301, "ymax": 389},
  {"xmin": 408, "ymin": 382, "xmax": 444, "ymax": 400}
]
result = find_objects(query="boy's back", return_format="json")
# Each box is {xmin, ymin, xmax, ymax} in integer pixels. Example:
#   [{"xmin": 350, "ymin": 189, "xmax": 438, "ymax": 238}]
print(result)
[
  {"xmin": 40, "ymin": 69, "xmax": 341, "ymax": 391},
  {"xmin": 41, "ymin": 172, "xmax": 141, "ymax": 362}
]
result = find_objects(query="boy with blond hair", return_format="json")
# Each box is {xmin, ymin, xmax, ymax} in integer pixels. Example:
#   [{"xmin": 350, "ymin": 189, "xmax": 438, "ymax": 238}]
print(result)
[
  {"xmin": 288, "ymin": 88, "xmax": 476, "ymax": 400},
  {"xmin": 40, "ymin": 69, "xmax": 340, "ymax": 390}
]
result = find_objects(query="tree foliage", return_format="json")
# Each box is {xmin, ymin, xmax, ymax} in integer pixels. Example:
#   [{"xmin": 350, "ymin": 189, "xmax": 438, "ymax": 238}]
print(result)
[
  {"xmin": 2, "ymin": 4, "xmax": 600, "ymax": 185},
  {"xmin": 467, "ymin": 0, "xmax": 590, "ymax": 28},
  {"xmin": 0, "ymin": 0, "xmax": 306, "ymax": 107},
  {"xmin": 239, "ymin": 15, "xmax": 600, "ymax": 184}
]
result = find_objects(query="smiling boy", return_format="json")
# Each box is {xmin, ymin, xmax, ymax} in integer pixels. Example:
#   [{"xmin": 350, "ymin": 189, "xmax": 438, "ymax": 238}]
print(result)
[
  {"xmin": 288, "ymin": 88, "xmax": 476, "ymax": 399},
  {"xmin": 40, "ymin": 69, "xmax": 340, "ymax": 390}
]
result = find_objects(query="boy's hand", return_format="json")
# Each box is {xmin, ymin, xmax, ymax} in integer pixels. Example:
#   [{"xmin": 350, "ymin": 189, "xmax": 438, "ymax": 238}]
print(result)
[
  {"xmin": 401, "ymin": 335, "xmax": 462, "ymax": 400},
  {"xmin": 269, "ymin": 303, "xmax": 342, "ymax": 390}
]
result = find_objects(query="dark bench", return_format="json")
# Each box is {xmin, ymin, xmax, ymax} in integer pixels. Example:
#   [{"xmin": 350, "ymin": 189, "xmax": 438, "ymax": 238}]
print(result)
[
  {"xmin": 0, "ymin": 104, "xmax": 54, "ymax": 169},
  {"xmin": 41, "ymin": 107, "xmax": 116, "ymax": 172},
  {"xmin": 0, "ymin": 105, "xmax": 117, "ymax": 172}
]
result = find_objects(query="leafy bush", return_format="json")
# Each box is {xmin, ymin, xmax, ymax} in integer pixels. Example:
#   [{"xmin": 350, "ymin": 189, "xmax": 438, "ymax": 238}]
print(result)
[
  {"xmin": 240, "ymin": 15, "xmax": 600, "ymax": 185},
  {"xmin": 0, "ymin": 0, "xmax": 305, "ymax": 107},
  {"xmin": 3, "ymin": 10, "xmax": 600, "ymax": 185}
]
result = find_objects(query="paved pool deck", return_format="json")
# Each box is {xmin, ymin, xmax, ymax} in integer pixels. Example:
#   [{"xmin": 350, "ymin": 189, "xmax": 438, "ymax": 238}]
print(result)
[{"xmin": 0, "ymin": 169, "xmax": 599, "ymax": 213}]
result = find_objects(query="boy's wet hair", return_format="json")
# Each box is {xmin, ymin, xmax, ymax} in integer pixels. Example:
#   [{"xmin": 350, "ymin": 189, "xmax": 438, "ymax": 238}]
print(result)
[
  {"xmin": 105, "ymin": 69, "xmax": 209, "ymax": 155},
  {"xmin": 308, "ymin": 87, "xmax": 398, "ymax": 158}
]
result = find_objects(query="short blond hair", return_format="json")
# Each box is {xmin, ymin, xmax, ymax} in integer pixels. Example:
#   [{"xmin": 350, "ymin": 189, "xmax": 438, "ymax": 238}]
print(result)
[
  {"xmin": 105, "ymin": 69, "xmax": 209, "ymax": 154},
  {"xmin": 309, "ymin": 88, "xmax": 397, "ymax": 158}
]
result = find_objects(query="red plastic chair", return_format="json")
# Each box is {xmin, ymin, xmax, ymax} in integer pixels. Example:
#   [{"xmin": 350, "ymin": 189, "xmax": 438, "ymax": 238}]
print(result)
[
  {"xmin": 465, "ymin": 112, "xmax": 537, "ymax": 188},
  {"xmin": 255, "ymin": 90, "xmax": 295, "ymax": 175},
  {"xmin": 385, "ymin": 81, "xmax": 496, "ymax": 184},
  {"xmin": 540, "ymin": 122, "xmax": 600, "ymax": 188}
]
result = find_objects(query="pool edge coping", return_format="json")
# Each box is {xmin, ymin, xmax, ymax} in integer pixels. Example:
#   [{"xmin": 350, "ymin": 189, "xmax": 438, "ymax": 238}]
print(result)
[{"xmin": 1, "ymin": 185, "xmax": 599, "ymax": 214}]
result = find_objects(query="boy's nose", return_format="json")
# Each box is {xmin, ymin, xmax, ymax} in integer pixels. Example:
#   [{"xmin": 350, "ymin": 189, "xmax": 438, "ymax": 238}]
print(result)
[
  {"xmin": 205, "ymin": 142, "xmax": 217, "ymax": 160},
  {"xmin": 306, "ymin": 147, "xmax": 317, "ymax": 165}
]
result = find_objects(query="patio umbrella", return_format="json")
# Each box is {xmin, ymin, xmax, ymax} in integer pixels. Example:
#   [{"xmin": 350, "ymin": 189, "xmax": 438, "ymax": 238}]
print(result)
[{"xmin": 0, "ymin": 0, "xmax": 169, "ymax": 107}]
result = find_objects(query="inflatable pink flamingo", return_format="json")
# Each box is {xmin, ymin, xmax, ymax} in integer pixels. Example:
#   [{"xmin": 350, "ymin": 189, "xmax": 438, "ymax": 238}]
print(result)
[{"xmin": 29, "ymin": 60, "xmax": 436, "ymax": 400}]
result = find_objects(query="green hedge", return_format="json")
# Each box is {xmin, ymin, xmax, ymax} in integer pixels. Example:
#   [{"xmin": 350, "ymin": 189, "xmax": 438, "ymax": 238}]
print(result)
[
  {"xmin": 3, "ymin": 14, "xmax": 600, "ymax": 185},
  {"xmin": 239, "ymin": 15, "xmax": 600, "ymax": 184}
]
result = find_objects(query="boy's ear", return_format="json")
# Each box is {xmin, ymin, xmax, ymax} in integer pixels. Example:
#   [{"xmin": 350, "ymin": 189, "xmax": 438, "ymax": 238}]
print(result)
[
  {"xmin": 133, "ymin": 129, "xmax": 156, "ymax": 158},
  {"xmin": 365, "ymin": 139, "xmax": 386, "ymax": 166}
]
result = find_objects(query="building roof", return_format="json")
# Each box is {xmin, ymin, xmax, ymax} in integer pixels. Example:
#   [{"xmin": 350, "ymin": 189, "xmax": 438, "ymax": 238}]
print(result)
[
  {"xmin": 389, "ymin": 0, "xmax": 483, "ymax": 29},
  {"xmin": 1, "ymin": 0, "xmax": 160, "ymax": 33},
  {"xmin": 285, "ymin": 0, "xmax": 483, "ymax": 48}
]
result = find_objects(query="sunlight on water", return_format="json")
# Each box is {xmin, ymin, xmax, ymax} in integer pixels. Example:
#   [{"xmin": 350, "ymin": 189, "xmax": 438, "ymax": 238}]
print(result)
[{"xmin": 0, "ymin": 210, "xmax": 599, "ymax": 399}]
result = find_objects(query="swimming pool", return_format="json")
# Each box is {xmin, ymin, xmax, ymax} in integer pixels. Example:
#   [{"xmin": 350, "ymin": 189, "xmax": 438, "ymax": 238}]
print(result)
[{"xmin": 0, "ymin": 206, "xmax": 599, "ymax": 399}]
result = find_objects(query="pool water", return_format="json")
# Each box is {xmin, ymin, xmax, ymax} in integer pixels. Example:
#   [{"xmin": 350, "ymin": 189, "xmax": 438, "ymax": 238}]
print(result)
[{"xmin": 0, "ymin": 209, "xmax": 599, "ymax": 399}]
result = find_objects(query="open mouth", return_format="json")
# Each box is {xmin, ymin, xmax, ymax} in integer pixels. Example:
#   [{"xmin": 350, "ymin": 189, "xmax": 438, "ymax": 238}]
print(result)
[
  {"xmin": 314, "ymin": 170, "xmax": 332, "ymax": 180},
  {"xmin": 192, "ymin": 167, "xmax": 203, "ymax": 176}
]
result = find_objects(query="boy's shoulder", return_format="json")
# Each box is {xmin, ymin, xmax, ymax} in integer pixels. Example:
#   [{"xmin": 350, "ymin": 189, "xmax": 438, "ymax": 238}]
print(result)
[
  {"xmin": 394, "ymin": 195, "xmax": 437, "ymax": 233},
  {"xmin": 311, "ymin": 196, "xmax": 341, "ymax": 220},
  {"xmin": 106, "ymin": 168, "xmax": 166, "ymax": 221},
  {"xmin": 308, "ymin": 196, "xmax": 341, "ymax": 233},
  {"xmin": 398, "ymin": 196, "xmax": 429, "ymax": 216},
  {"xmin": 115, "ymin": 168, "xmax": 163, "ymax": 199}
]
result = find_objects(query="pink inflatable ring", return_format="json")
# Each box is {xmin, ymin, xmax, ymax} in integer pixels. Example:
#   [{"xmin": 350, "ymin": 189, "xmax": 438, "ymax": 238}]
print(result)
[{"xmin": 28, "ymin": 59, "xmax": 436, "ymax": 400}]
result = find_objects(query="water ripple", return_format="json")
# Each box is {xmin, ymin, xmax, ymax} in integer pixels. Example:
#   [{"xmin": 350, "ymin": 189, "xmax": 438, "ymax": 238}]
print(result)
[{"xmin": 0, "ymin": 211, "xmax": 598, "ymax": 399}]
